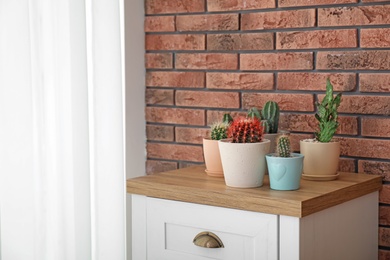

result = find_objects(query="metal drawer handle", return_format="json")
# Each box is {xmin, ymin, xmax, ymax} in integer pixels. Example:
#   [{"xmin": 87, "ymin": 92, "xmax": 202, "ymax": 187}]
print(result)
[{"xmin": 193, "ymin": 231, "xmax": 224, "ymax": 248}]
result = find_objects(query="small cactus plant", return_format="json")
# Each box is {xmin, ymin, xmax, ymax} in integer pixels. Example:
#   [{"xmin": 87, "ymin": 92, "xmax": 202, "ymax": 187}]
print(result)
[
  {"xmin": 276, "ymin": 135, "xmax": 291, "ymax": 157},
  {"xmin": 228, "ymin": 117, "xmax": 264, "ymax": 143},
  {"xmin": 210, "ymin": 122, "xmax": 229, "ymax": 141},
  {"xmin": 261, "ymin": 101, "xmax": 280, "ymax": 134},
  {"xmin": 209, "ymin": 113, "xmax": 232, "ymax": 141},
  {"xmin": 315, "ymin": 79, "xmax": 342, "ymax": 143}
]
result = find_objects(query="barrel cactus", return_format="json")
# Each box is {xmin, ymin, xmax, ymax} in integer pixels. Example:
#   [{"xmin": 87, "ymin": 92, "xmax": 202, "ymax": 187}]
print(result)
[
  {"xmin": 228, "ymin": 117, "xmax": 264, "ymax": 143},
  {"xmin": 261, "ymin": 101, "xmax": 280, "ymax": 134},
  {"xmin": 276, "ymin": 135, "xmax": 291, "ymax": 157},
  {"xmin": 315, "ymin": 79, "xmax": 342, "ymax": 143}
]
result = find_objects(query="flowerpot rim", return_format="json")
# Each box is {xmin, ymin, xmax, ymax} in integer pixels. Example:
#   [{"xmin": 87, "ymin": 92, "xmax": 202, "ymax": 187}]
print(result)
[
  {"xmin": 300, "ymin": 138, "xmax": 340, "ymax": 144},
  {"xmin": 266, "ymin": 152, "xmax": 304, "ymax": 159},
  {"xmin": 219, "ymin": 138, "xmax": 271, "ymax": 145}
]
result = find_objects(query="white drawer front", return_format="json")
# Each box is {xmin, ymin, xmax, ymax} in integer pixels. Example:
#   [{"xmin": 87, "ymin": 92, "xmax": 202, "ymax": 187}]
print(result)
[{"xmin": 146, "ymin": 198, "xmax": 278, "ymax": 260}]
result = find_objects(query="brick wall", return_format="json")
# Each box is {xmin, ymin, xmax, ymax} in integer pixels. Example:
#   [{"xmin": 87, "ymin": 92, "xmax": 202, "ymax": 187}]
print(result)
[{"xmin": 144, "ymin": 0, "xmax": 390, "ymax": 257}]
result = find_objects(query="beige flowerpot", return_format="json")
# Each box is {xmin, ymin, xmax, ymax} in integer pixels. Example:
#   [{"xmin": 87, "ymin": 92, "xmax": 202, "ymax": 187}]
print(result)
[
  {"xmin": 203, "ymin": 138, "xmax": 224, "ymax": 177},
  {"xmin": 218, "ymin": 139, "xmax": 270, "ymax": 188},
  {"xmin": 300, "ymin": 139, "xmax": 340, "ymax": 177}
]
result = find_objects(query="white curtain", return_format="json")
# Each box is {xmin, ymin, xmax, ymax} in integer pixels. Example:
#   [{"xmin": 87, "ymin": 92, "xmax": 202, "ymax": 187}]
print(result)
[{"xmin": 0, "ymin": 0, "xmax": 126, "ymax": 259}]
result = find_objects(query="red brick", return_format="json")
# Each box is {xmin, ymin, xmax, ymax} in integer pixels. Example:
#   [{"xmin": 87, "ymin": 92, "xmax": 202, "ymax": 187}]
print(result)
[
  {"xmin": 176, "ymin": 53, "xmax": 238, "ymax": 70},
  {"xmin": 359, "ymin": 160, "xmax": 390, "ymax": 181},
  {"xmin": 145, "ymin": 89, "xmax": 174, "ymax": 105},
  {"xmin": 317, "ymin": 51, "xmax": 390, "ymax": 70},
  {"xmin": 241, "ymin": 9, "xmax": 315, "ymax": 30},
  {"xmin": 360, "ymin": 73, "xmax": 390, "ymax": 92},
  {"xmin": 145, "ymin": 34, "xmax": 205, "ymax": 50},
  {"xmin": 361, "ymin": 28, "xmax": 390, "ymax": 48},
  {"xmin": 277, "ymin": 29, "xmax": 357, "ymax": 50},
  {"xmin": 379, "ymin": 249, "xmax": 390, "ymax": 260},
  {"xmin": 318, "ymin": 6, "xmax": 390, "ymax": 26},
  {"xmin": 241, "ymin": 53, "xmax": 313, "ymax": 71},
  {"xmin": 362, "ymin": 118, "xmax": 390, "ymax": 138},
  {"xmin": 146, "ymin": 71, "xmax": 205, "ymax": 88},
  {"xmin": 146, "ymin": 125, "xmax": 174, "ymax": 141},
  {"xmin": 380, "ymin": 206, "xmax": 390, "ymax": 226},
  {"xmin": 380, "ymin": 227, "xmax": 390, "ymax": 247},
  {"xmin": 207, "ymin": 0, "xmax": 275, "ymax": 11},
  {"xmin": 207, "ymin": 73, "xmax": 274, "ymax": 90},
  {"xmin": 277, "ymin": 73, "xmax": 356, "ymax": 91},
  {"xmin": 176, "ymin": 91, "xmax": 240, "ymax": 108},
  {"xmin": 176, "ymin": 14, "xmax": 238, "ymax": 31},
  {"xmin": 145, "ymin": 53, "xmax": 173, "ymax": 69},
  {"xmin": 338, "ymin": 158, "xmax": 356, "ymax": 172},
  {"xmin": 207, "ymin": 33, "xmax": 274, "ymax": 51},
  {"xmin": 339, "ymin": 137, "xmax": 390, "ymax": 159},
  {"xmin": 242, "ymin": 93, "xmax": 314, "ymax": 111},
  {"xmin": 363, "ymin": 0, "xmax": 388, "ymax": 1},
  {"xmin": 175, "ymin": 127, "xmax": 209, "ymax": 144},
  {"xmin": 206, "ymin": 110, "xmax": 247, "ymax": 125},
  {"xmin": 147, "ymin": 143, "xmax": 204, "ymax": 162},
  {"xmin": 280, "ymin": 113, "xmax": 358, "ymax": 135},
  {"xmin": 380, "ymin": 185, "xmax": 390, "ymax": 204},
  {"xmin": 144, "ymin": 16, "xmax": 175, "ymax": 32},
  {"xmin": 145, "ymin": 0, "xmax": 205, "ymax": 14},
  {"xmin": 146, "ymin": 160, "xmax": 178, "ymax": 175},
  {"xmin": 146, "ymin": 107, "xmax": 205, "ymax": 125},
  {"xmin": 279, "ymin": 0, "xmax": 357, "ymax": 7},
  {"xmin": 331, "ymin": 95, "xmax": 390, "ymax": 115}
]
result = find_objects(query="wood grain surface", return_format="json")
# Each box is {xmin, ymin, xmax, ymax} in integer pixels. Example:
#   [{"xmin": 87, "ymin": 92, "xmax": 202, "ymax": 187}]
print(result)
[{"xmin": 127, "ymin": 165, "xmax": 382, "ymax": 217}]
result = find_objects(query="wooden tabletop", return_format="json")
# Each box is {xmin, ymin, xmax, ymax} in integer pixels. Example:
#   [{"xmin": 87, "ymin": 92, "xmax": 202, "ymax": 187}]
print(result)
[{"xmin": 127, "ymin": 165, "xmax": 382, "ymax": 218}]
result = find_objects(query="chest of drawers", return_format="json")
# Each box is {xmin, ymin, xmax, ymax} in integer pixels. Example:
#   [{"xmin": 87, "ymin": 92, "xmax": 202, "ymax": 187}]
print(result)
[{"xmin": 127, "ymin": 166, "xmax": 382, "ymax": 260}]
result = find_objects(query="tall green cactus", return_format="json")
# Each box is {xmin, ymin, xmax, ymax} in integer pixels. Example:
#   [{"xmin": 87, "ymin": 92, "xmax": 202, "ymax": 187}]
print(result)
[
  {"xmin": 276, "ymin": 135, "xmax": 291, "ymax": 157},
  {"xmin": 261, "ymin": 101, "xmax": 280, "ymax": 134},
  {"xmin": 315, "ymin": 79, "xmax": 342, "ymax": 143}
]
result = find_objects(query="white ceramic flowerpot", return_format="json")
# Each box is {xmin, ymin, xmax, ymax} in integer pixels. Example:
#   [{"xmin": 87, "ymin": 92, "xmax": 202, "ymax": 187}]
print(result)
[{"xmin": 218, "ymin": 139, "xmax": 271, "ymax": 188}]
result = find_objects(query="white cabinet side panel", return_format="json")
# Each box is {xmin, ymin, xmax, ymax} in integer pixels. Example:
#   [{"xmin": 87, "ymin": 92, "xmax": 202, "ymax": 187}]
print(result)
[{"xmin": 132, "ymin": 195, "xmax": 147, "ymax": 260}]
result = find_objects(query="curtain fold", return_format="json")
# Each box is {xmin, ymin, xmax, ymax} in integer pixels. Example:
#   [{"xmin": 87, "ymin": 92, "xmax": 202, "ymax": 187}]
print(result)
[{"xmin": 0, "ymin": 0, "xmax": 125, "ymax": 259}]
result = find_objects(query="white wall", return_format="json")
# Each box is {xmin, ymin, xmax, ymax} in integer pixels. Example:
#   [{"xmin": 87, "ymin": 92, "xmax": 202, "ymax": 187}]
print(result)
[{"xmin": 125, "ymin": 0, "xmax": 145, "ymax": 259}]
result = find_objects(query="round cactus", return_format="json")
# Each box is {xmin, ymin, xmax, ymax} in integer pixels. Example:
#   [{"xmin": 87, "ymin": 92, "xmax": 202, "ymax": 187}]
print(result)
[
  {"xmin": 210, "ymin": 122, "xmax": 229, "ymax": 140},
  {"xmin": 228, "ymin": 117, "xmax": 264, "ymax": 143},
  {"xmin": 277, "ymin": 135, "xmax": 291, "ymax": 157}
]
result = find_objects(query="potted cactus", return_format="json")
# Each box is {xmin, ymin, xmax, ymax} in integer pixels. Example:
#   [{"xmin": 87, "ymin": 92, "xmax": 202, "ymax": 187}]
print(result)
[
  {"xmin": 266, "ymin": 135, "xmax": 304, "ymax": 190},
  {"xmin": 203, "ymin": 114, "xmax": 232, "ymax": 177},
  {"xmin": 218, "ymin": 116, "xmax": 270, "ymax": 188},
  {"xmin": 300, "ymin": 79, "xmax": 342, "ymax": 180},
  {"xmin": 248, "ymin": 101, "xmax": 288, "ymax": 153}
]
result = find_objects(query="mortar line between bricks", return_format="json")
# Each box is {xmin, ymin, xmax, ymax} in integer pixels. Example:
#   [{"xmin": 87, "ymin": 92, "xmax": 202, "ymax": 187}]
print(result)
[
  {"xmin": 146, "ymin": 25, "xmax": 390, "ymax": 35},
  {"xmin": 145, "ymin": 2, "xmax": 390, "ymax": 16}
]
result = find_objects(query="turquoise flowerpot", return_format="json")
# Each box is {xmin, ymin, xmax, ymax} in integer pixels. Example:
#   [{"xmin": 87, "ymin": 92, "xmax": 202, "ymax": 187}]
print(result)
[{"xmin": 265, "ymin": 153, "xmax": 304, "ymax": 191}]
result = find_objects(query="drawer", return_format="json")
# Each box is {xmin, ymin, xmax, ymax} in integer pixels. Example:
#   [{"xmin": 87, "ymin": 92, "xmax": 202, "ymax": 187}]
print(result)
[{"xmin": 146, "ymin": 198, "xmax": 278, "ymax": 260}]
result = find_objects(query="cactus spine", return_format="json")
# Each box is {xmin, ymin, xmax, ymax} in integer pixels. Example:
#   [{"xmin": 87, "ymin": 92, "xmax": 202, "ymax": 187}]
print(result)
[
  {"xmin": 228, "ymin": 117, "xmax": 264, "ymax": 143},
  {"xmin": 261, "ymin": 101, "xmax": 280, "ymax": 134},
  {"xmin": 277, "ymin": 135, "xmax": 291, "ymax": 157},
  {"xmin": 315, "ymin": 79, "xmax": 342, "ymax": 143},
  {"xmin": 210, "ymin": 122, "xmax": 229, "ymax": 141}
]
